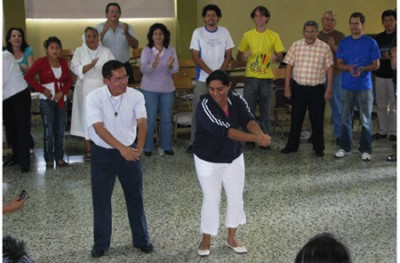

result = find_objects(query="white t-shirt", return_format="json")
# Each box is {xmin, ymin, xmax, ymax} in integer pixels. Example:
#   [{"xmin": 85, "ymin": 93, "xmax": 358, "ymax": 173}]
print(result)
[
  {"xmin": 3, "ymin": 51, "xmax": 28, "ymax": 100},
  {"xmin": 86, "ymin": 85, "xmax": 147, "ymax": 149},
  {"xmin": 189, "ymin": 26, "xmax": 235, "ymax": 82}
]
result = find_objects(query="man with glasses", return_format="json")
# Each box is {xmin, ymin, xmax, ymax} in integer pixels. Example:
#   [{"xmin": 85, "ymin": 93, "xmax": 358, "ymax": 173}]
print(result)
[
  {"xmin": 335, "ymin": 12, "xmax": 381, "ymax": 161},
  {"xmin": 86, "ymin": 60, "xmax": 153, "ymax": 258},
  {"xmin": 96, "ymin": 2, "xmax": 138, "ymax": 84},
  {"xmin": 281, "ymin": 20, "xmax": 334, "ymax": 157}
]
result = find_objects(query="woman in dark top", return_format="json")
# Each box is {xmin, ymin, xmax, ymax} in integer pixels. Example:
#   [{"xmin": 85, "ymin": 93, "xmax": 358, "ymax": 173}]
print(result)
[{"xmin": 193, "ymin": 70, "xmax": 271, "ymax": 256}]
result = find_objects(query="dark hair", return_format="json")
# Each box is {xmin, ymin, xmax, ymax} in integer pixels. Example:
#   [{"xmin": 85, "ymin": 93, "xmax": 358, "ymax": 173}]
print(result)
[
  {"xmin": 251, "ymin": 6, "xmax": 270, "ymax": 19},
  {"xmin": 106, "ymin": 2, "xmax": 121, "ymax": 14},
  {"xmin": 303, "ymin": 20, "xmax": 319, "ymax": 31},
  {"xmin": 202, "ymin": 4, "xmax": 222, "ymax": 17},
  {"xmin": 3, "ymin": 235, "xmax": 31, "ymax": 262},
  {"xmin": 206, "ymin": 70, "xmax": 231, "ymax": 86},
  {"xmin": 5, "ymin": 27, "xmax": 30, "ymax": 53},
  {"xmin": 381, "ymin": 9, "xmax": 396, "ymax": 21},
  {"xmin": 102, "ymin": 60, "xmax": 125, "ymax": 79},
  {"xmin": 43, "ymin": 36, "xmax": 62, "ymax": 49},
  {"xmin": 295, "ymin": 233, "xmax": 352, "ymax": 263},
  {"xmin": 84, "ymin": 26, "xmax": 98, "ymax": 35},
  {"xmin": 147, "ymin": 23, "xmax": 171, "ymax": 48},
  {"xmin": 349, "ymin": 12, "xmax": 365, "ymax": 24}
]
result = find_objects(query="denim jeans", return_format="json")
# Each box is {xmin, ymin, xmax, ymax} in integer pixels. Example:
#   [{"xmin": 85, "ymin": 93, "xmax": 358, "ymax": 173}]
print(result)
[
  {"xmin": 244, "ymin": 78, "xmax": 273, "ymax": 134},
  {"xmin": 39, "ymin": 99, "xmax": 66, "ymax": 162},
  {"xmin": 340, "ymin": 89, "xmax": 373, "ymax": 154},
  {"xmin": 141, "ymin": 90, "xmax": 174, "ymax": 152},
  {"xmin": 327, "ymin": 74, "xmax": 343, "ymax": 139}
]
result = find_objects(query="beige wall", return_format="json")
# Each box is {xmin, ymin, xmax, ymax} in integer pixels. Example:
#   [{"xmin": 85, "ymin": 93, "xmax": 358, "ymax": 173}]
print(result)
[
  {"xmin": 26, "ymin": 18, "xmax": 176, "ymax": 58},
  {"xmin": 197, "ymin": 0, "xmax": 396, "ymax": 57},
  {"xmin": 8, "ymin": 0, "xmax": 397, "ymax": 59}
]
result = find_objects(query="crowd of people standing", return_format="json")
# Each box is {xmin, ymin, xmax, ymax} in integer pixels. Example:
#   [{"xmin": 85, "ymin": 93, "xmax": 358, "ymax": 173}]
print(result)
[{"xmin": 3, "ymin": 2, "xmax": 395, "ymax": 261}]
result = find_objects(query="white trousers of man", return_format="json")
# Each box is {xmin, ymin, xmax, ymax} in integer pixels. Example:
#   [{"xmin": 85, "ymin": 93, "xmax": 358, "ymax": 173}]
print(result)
[{"xmin": 194, "ymin": 154, "xmax": 246, "ymax": 236}]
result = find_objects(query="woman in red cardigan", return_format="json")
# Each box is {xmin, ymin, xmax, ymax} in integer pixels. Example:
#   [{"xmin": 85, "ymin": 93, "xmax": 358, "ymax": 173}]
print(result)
[{"xmin": 25, "ymin": 36, "xmax": 72, "ymax": 168}]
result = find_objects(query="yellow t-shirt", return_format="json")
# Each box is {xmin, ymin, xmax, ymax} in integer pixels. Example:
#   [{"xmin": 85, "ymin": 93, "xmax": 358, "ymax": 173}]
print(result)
[{"xmin": 238, "ymin": 28, "xmax": 285, "ymax": 79}]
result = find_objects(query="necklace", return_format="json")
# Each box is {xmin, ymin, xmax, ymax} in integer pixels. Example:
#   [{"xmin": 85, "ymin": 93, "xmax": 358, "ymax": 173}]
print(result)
[{"xmin": 108, "ymin": 93, "xmax": 123, "ymax": 117}]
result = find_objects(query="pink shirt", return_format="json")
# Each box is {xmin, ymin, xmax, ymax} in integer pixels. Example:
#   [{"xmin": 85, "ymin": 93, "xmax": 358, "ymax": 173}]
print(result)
[{"xmin": 284, "ymin": 38, "xmax": 333, "ymax": 86}]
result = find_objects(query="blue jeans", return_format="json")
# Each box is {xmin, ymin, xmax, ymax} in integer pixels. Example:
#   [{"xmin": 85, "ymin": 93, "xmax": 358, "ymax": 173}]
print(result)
[
  {"xmin": 340, "ymin": 89, "xmax": 373, "ymax": 154},
  {"xmin": 141, "ymin": 90, "xmax": 174, "ymax": 152},
  {"xmin": 328, "ymin": 74, "xmax": 343, "ymax": 139},
  {"xmin": 244, "ymin": 78, "xmax": 273, "ymax": 134},
  {"xmin": 91, "ymin": 143, "xmax": 150, "ymax": 250},
  {"xmin": 39, "ymin": 99, "xmax": 66, "ymax": 162}
]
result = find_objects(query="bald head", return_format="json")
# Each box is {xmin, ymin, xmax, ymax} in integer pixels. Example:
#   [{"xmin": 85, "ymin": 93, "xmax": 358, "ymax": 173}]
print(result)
[{"xmin": 321, "ymin": 11, "xmax": 337, "ymax": 33}]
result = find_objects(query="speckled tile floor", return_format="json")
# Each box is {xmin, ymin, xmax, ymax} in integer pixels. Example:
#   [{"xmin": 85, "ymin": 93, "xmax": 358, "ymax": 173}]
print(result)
[{"xmin": 2, "ymin": 120, "xmax": 396, "ymax": 263}]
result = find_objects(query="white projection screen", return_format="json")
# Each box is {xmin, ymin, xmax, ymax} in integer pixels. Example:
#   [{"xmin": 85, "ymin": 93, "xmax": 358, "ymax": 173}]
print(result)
[{"xmin": 25, "ymin": 0, "xmax": 175, "ymax": 19}]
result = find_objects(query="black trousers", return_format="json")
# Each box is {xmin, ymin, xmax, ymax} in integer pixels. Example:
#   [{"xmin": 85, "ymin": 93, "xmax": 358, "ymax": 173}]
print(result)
[
  {"xmin": 285, "ymin": 80, "xmax": 326, "ymax": 152},
  {"xmin": 3, "ymin": 88, "xmax": 32, "ymax": 166}
]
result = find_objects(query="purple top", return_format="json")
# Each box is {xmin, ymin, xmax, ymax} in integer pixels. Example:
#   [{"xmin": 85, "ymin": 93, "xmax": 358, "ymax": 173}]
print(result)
[{"xmin": 139, "ymin": 46, "xmax": 179, "ymax": 93}]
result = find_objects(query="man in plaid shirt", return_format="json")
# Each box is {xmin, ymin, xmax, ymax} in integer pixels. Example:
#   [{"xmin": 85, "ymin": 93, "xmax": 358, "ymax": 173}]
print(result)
[{"xmin": 281, "ymin": 20, "xmax": 334, "ymax": 157}]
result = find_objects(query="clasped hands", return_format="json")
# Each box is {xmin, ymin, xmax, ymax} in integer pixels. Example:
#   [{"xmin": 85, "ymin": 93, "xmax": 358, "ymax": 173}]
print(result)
[
  {"xmin": 255, "ymin": 134, "xmax": 271, "ymax": 147},
  {"xmin": 347, "ymin": 65, "xmax": 364, "ymax": 78},
  {"xmin": 120, "ymin": 146, "xmax": 142, "ymax": 161}
]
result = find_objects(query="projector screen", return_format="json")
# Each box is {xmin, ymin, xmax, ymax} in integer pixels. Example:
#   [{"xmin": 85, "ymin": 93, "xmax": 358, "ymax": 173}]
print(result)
[{"xmin": 25, "ymin": 0, "xmax": 175, "ymax": 19}]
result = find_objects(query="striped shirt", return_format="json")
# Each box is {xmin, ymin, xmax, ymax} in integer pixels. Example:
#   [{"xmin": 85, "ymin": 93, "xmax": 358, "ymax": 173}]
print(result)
[{"xmin": 284, "ymin": 38, "xmax": 333, "ymax": 86}]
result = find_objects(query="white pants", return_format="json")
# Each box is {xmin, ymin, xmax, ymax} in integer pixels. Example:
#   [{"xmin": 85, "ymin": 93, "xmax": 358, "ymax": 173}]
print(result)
[
  {"xmin": 375, "ymin": 76, "xmax": 396, "ymax": 135},
  {"xmin": 194, "ymin": 154, "xmax": 246, "ymax": 236}
]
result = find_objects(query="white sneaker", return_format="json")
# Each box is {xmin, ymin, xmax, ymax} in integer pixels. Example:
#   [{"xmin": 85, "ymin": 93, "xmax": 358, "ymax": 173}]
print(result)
[
  {"xmin": 361, "ymin": 152, "xmax": 372, "ymax": 161},
  {"xmin": 335, "ymin": 149, "xmax": 351, "ymax": 158}
]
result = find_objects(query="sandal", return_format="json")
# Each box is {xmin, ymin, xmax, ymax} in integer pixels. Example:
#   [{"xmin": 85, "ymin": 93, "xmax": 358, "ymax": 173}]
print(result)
[
  {"xmin": 386, "ymin": 154, "xmax": 396, "ymax": 162},
  {"xmin": 85, "ymin": 151, "xmax": 91, "ymax": 162}
]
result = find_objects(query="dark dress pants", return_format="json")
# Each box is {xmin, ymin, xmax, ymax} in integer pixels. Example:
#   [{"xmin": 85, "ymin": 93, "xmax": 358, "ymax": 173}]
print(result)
[
  {"xmin": 285, "ymin": 81, "xmax": 326, "ymax": 152},
  {"xmin": 91, "ymin": 143, "xmax": 150, "ymax": 250},
  {"xmin": 3, "ymin": 88, "xmax": 32, "ymax": 167}
]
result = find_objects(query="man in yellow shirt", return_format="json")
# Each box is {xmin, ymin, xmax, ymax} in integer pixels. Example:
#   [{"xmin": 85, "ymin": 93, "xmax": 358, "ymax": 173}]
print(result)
[{"xmin": 237, "ymin": 5, "xmax": 284, "ymax": 146}]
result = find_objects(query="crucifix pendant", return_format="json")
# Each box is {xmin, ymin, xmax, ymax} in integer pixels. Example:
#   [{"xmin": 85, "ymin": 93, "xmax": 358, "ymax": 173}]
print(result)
[{"xmin": 114, "ymin": 112, "xmax": 118, "ymax": 117}]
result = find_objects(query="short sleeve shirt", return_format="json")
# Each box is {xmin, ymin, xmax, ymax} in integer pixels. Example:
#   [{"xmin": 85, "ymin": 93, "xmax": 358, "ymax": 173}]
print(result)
[
  {"xmin": 96, "ymin": 22, "xmax": 135, "ymax": 63},
  {"xmin": 284, "ymin": 38, "xmax": 334, "ymax": 86},
  {"xmin": 238, "ymin": 28, "xmax": 285, "ymax": 79},
  {"xmin": 86, "ymin": 85, "xmax": 147, "ymax": 148},
  {"xmin": 190, "ymin": 26, "xmax": 235, "ymax": 82}
]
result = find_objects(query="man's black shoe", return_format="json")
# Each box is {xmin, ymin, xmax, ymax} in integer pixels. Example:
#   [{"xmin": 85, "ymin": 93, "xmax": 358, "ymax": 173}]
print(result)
[
  {"xmin": 389, "ymin": 135, "xmax": 397, "ymax": 141},
  {"xmin": 314, "ymin": 151, "xmax": 324, "ymax": 157},
  {"xmin": 372, "ymin": 133, "xmax": 387, "ymax": 139},
  {"xmin": 135, "ymin": 243, "xmax": 154, "ymax": 254},
  {"xmin": 21, "ymin": 165, "xmax": 30, "ymax": 173},
  {"xmin": 280, "ymin": 148, "xmax": 297, "ymax": 154},
  {"xmin": 91, "ymin": 248, "xmax": 105, "ymax": 258},
  {"xmin": 3, "ymin": 158, "xmax": 17, "ymax": 166}
]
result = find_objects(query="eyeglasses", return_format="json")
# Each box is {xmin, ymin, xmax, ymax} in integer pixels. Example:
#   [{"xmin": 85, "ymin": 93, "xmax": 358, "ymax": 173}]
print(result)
[{"xmin": 110, "ymin": 75, "xmax": 129, "ymax": 83}]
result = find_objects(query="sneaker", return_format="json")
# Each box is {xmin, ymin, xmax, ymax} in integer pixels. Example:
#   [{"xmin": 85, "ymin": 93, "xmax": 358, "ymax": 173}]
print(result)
[
  {"xmin": 361, "ymin": 152, "xmax": 372, "ymax": 161},
  {"xmin": 335, "ymin": 149, "xmax": 351, "ymax": 158}
]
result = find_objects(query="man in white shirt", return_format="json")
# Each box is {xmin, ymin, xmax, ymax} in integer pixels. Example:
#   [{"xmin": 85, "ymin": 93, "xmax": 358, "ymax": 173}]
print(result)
[
  {"xmin": 96, "ymin": 2, "xmax": 138, "ymax": 84},
  {"xmin": 187, "ymin": 4, "xmax": 235, "ymax": 153},
  {"xmin": 86, "ymin": 60, "xmax": 153, "ymax": 258}
]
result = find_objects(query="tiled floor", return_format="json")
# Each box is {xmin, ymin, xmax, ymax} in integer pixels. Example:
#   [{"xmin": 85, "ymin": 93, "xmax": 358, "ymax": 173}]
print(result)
[{"xmin": 2, "ymin": 122, "xmax": 396, "ymax": 263}]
